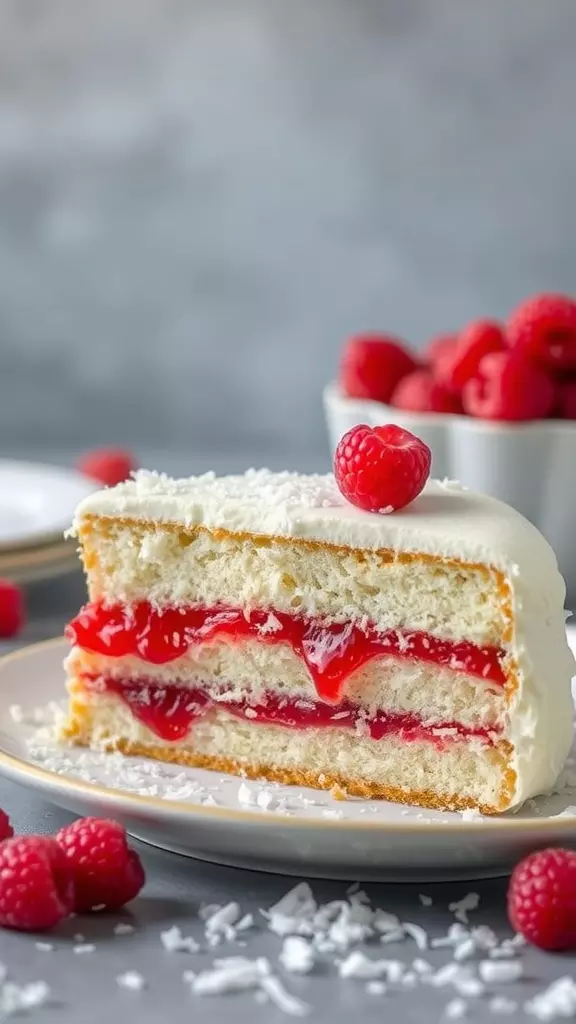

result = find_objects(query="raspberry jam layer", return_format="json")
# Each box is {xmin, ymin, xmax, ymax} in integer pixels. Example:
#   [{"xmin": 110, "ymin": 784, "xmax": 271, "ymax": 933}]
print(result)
[
  {"xmin": 81, "ymin": 675, "xmax": 496, "ymax": 748},
  {"xmin": 67, "ymin": 601, "xmax": 506, "ymax": 704}
]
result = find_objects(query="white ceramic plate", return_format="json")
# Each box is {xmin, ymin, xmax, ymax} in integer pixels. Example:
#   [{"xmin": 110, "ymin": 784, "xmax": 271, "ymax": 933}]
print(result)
[
  {"xmin": 0, "ymin": 638, "xmax": 575, "ymax": 882},
  {"xmin": 0, "ymin": 460, "xmax": 95, "ymax": 551}
]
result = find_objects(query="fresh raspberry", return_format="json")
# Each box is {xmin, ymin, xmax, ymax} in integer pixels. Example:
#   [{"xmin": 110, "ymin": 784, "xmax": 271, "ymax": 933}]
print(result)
[
  {"xmin": 338, "ymin": 334, "xmax": 419, "ymax": 404},
  {"xmin": 391, "ymin": 369, "xmax": 462, "ymax": 414},
  {"xmin": 77, "ymin": 448, "xmax": 137, "ymax": 487},
  {"xmin": 463, "ymin": 350, "xmax": 555, "ymax": 421},
  {"xmin": 441, "ymin": 320, "xmax": 506, "ymax": 393},
  {"xmin": 508, "ymin": 848, "xmax": 576, "ymax": 951},
  {"xmin": 0, "ymin": 836, "xmax": 74, "ymax": 932},
  {"xmin": 334, "ymin": 423, "xmax": 431, "ymax": 513},
  {"xmin": 507, "ymin": 292, "xmax": 576, "ymax": 370},
  {"xmin": 0, "ymin": 580, "xmax": 25, "ymax": 639},
  {"xmin": 0, "ymin": 810, "xmax": 13, "ymax": 843},
  {"xmin": 556, "ymin": 378, "xmax": 576, "ymax": 419},
  {"xmin": 56, "ymin": 817, "xmax": 145, "ymax": 912}
]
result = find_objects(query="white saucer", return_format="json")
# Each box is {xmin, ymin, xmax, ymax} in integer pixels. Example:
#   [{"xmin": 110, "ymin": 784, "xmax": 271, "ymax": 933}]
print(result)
[
  {"xmin": 0, "ymin": 460, "xmax": 95, "ymax": 551},
  {"xmin": 1, "ymin": 638, "xmax": 575, "ymax": 881}
]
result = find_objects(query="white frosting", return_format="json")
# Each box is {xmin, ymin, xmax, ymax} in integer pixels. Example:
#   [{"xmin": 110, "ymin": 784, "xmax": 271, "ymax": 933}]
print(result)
[{"xmin": 73, "ymin": 469, "xmax": 576, "ymax": 809}]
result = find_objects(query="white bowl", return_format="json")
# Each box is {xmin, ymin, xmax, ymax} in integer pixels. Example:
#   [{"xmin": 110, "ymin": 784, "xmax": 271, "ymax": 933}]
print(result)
[{"xmin": 323, "ymin": 382, "xmax": 576, "ymax": 598}]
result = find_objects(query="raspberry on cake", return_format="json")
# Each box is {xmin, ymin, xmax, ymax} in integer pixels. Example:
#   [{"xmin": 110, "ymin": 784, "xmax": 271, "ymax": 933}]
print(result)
[{"xmin": 62, "ymin": 466, "xmax": 574, "ymax": 814}]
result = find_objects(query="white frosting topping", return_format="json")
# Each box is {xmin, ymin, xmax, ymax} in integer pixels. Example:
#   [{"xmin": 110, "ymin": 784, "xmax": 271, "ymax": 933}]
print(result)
[{"xmin": 73, "ymin": 468, "xmax": 576, "ymax": 810}]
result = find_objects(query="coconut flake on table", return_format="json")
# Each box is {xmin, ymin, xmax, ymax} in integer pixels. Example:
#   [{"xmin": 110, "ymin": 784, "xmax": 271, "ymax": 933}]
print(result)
[
  {"xmin": 0, "ymin": 981, "xmax": 51, "ymax": 1016},
  {"xmin": 444, "ymin": 998, "xmax": 468, "ymax": 1019},
  {"xmin": 338, "ymin": 952, "xmax": 398, "ymax": 981},
  {"xmin": 418, "ymin": 894, "xmax": 433, "ymax": 907},
  {"xmin": 259, "ymin": 975, "xmax": 310, "ymax": 1017},
  {"xmin": 525, "ymin": 977, "xmax": 576, "ymax": 1020},
  {"xmin": 262, "ymin": 883, "xmax": 317, "ymax": 938},
  {"xmin": 366, "ymin": 981, "xmax": 387, "ymax": 996},
  {"xmin": 160, "ymin": 925, "xmax": 200, "ymax": 953},
  {"xmin": 190, "ymin": 956, "xmax": 271, "ymax": 995},
  {"xmin": 279, "ymin": 937, "xmax": 316, "ymax": 974},
  {"xmin": 114, "ymin": 922, "xmax": 135, "ymax": 936},
  {"xmin": 490, "ymin": 996, "xmax": 518, "ymax": 1014},
  {"xmin": 117, "ymin": 971, "xmax": 146, "ymax": 991},
  {"xmin": 403, "ymin": 922, "xmax": 428, "ymax": 951},
  {"xmin": 478, "ymin": 960, "xmax": 523, "ymax": 985},
  {"xmin": 448, "ymin": 893, "xmax": 480, "ymax": 925},
  {"xmin": 204, "ymin": 902, "xmax": 241, "ymax": 943}
]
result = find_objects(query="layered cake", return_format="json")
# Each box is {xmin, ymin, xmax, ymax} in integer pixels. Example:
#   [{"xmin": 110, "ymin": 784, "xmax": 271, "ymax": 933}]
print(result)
[{"xmin": 62, "ymin": 459, "xmax": 574, "ymax": 813}]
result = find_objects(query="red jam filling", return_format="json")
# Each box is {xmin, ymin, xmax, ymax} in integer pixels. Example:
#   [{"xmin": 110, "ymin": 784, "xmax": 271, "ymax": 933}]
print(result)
[
  {"xmin": 67, "ymin": 601, "xmax": 506, "ymax": 703},
  {"xmin": 81, "ymin": 674, "xmax": 495, "ymax": 748}
]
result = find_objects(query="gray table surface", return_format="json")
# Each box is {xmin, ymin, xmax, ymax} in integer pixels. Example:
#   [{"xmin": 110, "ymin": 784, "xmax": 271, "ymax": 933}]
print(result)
[{"xmin": 0, "ymin": 575, "xmax": 573, "ymax": 1023}]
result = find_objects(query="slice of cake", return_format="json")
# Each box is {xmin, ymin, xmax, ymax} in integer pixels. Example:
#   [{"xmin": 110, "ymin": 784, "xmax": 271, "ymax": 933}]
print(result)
[{"xmin": 62, "ymin": 464, "xmax": 574, "ymax": 814}]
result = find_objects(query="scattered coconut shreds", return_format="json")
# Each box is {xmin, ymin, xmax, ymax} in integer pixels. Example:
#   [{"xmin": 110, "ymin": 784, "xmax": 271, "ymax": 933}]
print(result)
[
  {"xmin": 490, "ymin": 996, "xmax": 518, "ymax": 1015},
  {"xmin": 0, "ymin": 981, "xmax": 51, "ymax": 1017},
  {"xmin": 190, "ymin": 956, "xmax": 271, "ymax": 995},
  {"xmin": 478, "ymin": 960, "xmax": 523, "ymax": 985},
  {"xmin": 279, "ymin": 937, "xmax": 316, "ymax": 975},
  {"xmin": 187, "ymin": 954, "xmax": 309, "ymax": 1013},
  {"xmin": 35, "ymin": 942, "xmax": 54, "ymax": 952},
  {"xmin": 160, "ymin": 925, "xmax": 200, "ymax": 954},
  {"xmin": 366, "ymin": 981, "xmax": 387, "ymax": 996},
  {"xmin": 426, "ymin": 963, "xmax": 485, "ymax": 998},
  {"xmin": 338, "ymin": 952, "xmax": 396, "ymax": 981},
  {"xmin": 419, "ymin": 894, "xmax": 433, "ymax": 907},
  {"xmin": 432, "ymin": 924, "xmax": 469, "ymax": 949},
  {"xmin": 204, "ymin": 902, "xmax": 241, "ymax": 943},
  {"xmin": 444, "ymin": 997, "xmax": 468, "ymax": 1019},
  {"xmin": 114, "ymin": 923, "xmax": 136, "ymax": 936},
  {"xmin": 259, "ymin": 975, "xmax": 310, "ymax": 1017},
  {"xmin": 413, "ymin": 959, "xmax": 433, "ymax": 976},
  {"xmin": 448, "ymin": 893, "xmax": 480, "ymax": 925},
  {"xmin": 525, "ymin": 977, "xmax": 576, "ymax": 1020},
  {"xmin": 403, "ymin": 922, "xmax": 428, "ymax": 951},
  {"xmin": 73, "ymin": 944, "xmax": 96, "ymax": 955},
  {"xmin": 117, "ymin": 971, "xmax": 146, "ymax": 991},
  {"xmin": 453, "ymin": 938, "xmax": 477, "ymax": 962}
]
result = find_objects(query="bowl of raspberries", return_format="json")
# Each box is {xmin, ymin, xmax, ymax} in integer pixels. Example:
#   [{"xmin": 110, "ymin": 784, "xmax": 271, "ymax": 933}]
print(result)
[{"xmin": 324, "ymin": 292, "xmax": 576, "ymax": 592}]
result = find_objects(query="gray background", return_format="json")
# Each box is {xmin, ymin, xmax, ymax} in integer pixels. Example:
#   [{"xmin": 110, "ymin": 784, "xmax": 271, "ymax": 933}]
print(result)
[{"xmin": 0, "ymin": 0, "xmax": 575, "ymax": 468}]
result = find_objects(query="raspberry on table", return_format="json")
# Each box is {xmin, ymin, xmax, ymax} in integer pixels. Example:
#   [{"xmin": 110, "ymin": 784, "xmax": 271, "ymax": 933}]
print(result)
[
  {"xmin": 391, "ymin": 369, "xmax": 462, "ymax": 414},
  {"xmin": 441, "ymin": 319, "xmax": 506, "ymax": 394},
  {"xmin": 557, "ymin": 379, "xmax": 576, "ymax": 419},
  {"xmin": 334, "ymin": 423, "xmax": 431, "ymax": 513},
  {"xmin": 508, "ymin": 848, "xmax": 576, "ymax": 951},
  {"xmin": 77, "ymin": 448, "xmax": 137, "ymax": 488},
  {"xmin": 0, "ymin": 809, "xmax": 13, "ymax": 843},
  {"xmin": 0, "ymin": 580, "xmax": 25, "ymax": 639},
  {"xmin": 507, "ymin": 292, "xmax": 576, "ymax": 370},
  {"xmin": 463, "ymin": 350, "xmax": 555, "ymax": 421},
  {"xmin": 56, "ymin": 817, "xmax": 145, "ymax": 912},
  {"xmin": 0, "ymin": 836, "xmax": 74, "ymax": 932},
  {"xmin": 338, "ymin": 334, "xmax": 419, "ymax": 404}
]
